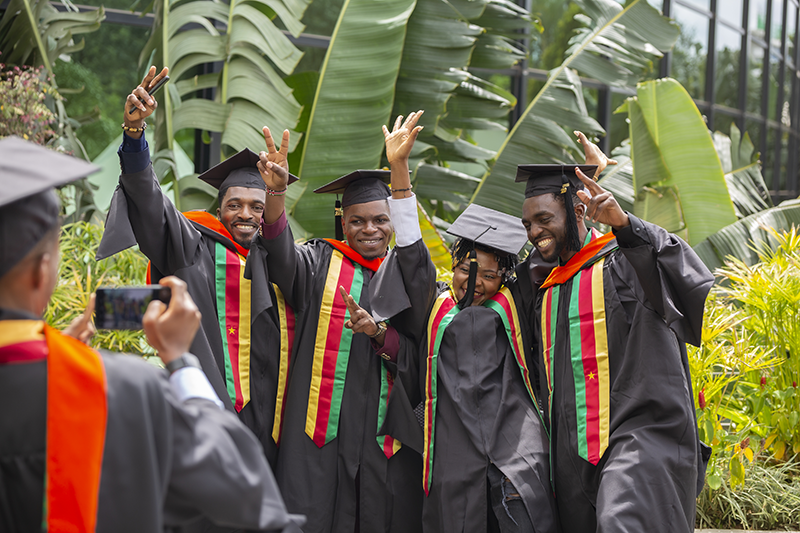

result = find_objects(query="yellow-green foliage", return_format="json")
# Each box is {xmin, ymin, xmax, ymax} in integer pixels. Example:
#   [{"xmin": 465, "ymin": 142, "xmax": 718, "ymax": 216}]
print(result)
[
  {"xmin": 693, "ymin": 227, "xmax": 800, "ymax": 529},
  {"xmin": 46, "ymin": 221, "xmax": 152, "ymax": 355}
]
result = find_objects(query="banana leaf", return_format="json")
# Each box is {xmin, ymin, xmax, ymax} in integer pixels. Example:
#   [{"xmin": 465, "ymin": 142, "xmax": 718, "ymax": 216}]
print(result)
[
  {"xmin": 712, "ymin": 124, "xmax": 772, "ymax": 218},
  {"xmin": 694, "ymin": 200, "xmax": 800, "ymax": 270},
  {"xmin": 470, "ymin": 0, "xmax": 679, "ymax": 215},
  {"xmin": 290, "ymin": 0, "xmax": 418, "ymax": 237}
]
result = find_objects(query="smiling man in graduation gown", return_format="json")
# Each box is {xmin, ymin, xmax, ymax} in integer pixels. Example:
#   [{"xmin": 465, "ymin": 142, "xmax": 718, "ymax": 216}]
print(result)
[
  {"xmin": 366, "ymin": 202, "xmax": 559, "ymax": 533},
  {"xmin": 256, "ymin": 113, "xmax": 429, "ymax": 533},
  {"xmin": 0, "ymin": 136, "xmax": 303, "ymax": 533},
  {"xmin": 518, "ymin": 163, "xmax": 713, "ymax": 532},
  {"xmin": 97, "ymin": 66, "xmax": 297, "ymax": 467}
]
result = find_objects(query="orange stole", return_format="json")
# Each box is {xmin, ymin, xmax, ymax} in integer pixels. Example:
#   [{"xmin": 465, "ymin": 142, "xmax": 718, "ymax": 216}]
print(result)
[{"xmin": 43, "ymin": 325, "xmax": 108, "ymax": 532}]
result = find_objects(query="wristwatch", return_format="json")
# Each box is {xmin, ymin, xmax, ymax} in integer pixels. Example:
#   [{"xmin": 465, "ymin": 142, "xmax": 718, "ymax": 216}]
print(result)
[
  {"xmin": 165, "ymin": 353, "xmax": 202, "ymax": 374},
  {"xmin": 368, "ymin": 320, "xmax": 388, "ymax": 339}
]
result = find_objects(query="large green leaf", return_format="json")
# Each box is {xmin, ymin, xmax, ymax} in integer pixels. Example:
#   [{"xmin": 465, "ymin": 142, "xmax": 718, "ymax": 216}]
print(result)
[
  {"xmin": 470, "ymin": 0, "xmax": 678, "ymax": 214},
  {"xmin": 694, "ymin": 200, "xmax": 800, "ymax": 270},
  {"xmin": 143, "ymin": 0, "xmax": 309, "ymax": 210},
  {"xmin": 0, "ymin": 0, "xmax": 103, "ymax": 71},
  {"xmin": 290, "ymin": 0, "xmax": 417, "ymax": 237},
  {"xmin": 712, "ymin": 123, "xmax": 772, "ymax": 218},
  {"xmin": 626, "ymin": 79, "xmax": 736, "ymax": 244}
]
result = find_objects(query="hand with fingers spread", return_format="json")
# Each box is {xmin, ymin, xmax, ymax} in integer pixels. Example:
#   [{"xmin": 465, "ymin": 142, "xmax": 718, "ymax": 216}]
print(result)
[
  {"xmin": 574, "ymin": 131, "xmax": 617, "ymax": 179},
  {"xmin": 383, "ymin": 110, "xmax": 424, "ymax": 165},
  {"xmin": 142, "ymin": 276, "xmax": 202, "ymax": 365},
  {"xmin": 574, "ymin": 167, "xmax": 630, "ymax": 230},
  {"xmin": 62, "ymin": 293, "xmax": 97, "ymax": 345},
  {"xmin": 339, "ymin": 286, "xmax": 386, "ymax": 345},
  {"xmin": 257, "ymin": 127, "xmax": 291, "ymax": 192},
  {"xmin": 124, "ymin": 65, "xmax": 169, "ymax": 138}
]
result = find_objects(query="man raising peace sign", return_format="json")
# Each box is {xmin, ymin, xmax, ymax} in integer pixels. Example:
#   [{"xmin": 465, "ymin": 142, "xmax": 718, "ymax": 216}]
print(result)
[
  {"xmin": 516, "ymin": 136, "xmax": 714, "ymax": 533},
  {"xmin": 97, "ymin": 66, "xmax": 298, "ymax": 487}
]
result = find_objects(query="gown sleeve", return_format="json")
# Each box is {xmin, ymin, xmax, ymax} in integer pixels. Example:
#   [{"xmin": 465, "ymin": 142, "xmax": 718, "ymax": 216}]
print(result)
[
  {"xmin": 260, "ymin": 219, "xmax": 323, "ymax": 312},
  {"xmin": 162, "ymin": 389, "xmax": 305, "ymax": 531},
  {"xmin": 613, "ymin": 214, "xmax": 714, "ymax": 347},
  {"xmin": 97, "ymin": 140, "xmax": 203, "ymax": 273}
]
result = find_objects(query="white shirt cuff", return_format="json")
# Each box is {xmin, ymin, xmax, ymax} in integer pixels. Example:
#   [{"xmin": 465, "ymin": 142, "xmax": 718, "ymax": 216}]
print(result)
[
  {"xmin": 169, "ymin": 366, "xmax": 225, "ymax": 409},
  {"xmin": 387, "ymin": 194, "xmax": 422, "ymax": 247}
]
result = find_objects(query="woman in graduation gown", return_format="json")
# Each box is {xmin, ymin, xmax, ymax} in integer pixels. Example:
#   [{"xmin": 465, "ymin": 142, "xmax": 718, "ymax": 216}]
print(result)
[
  {"xmin": 366, "ymin": 197, "xmax": 559, "ymax": 533},
  {"xmin": 255, "ymin": 113, "xmax": 432, "ymax": 533}
]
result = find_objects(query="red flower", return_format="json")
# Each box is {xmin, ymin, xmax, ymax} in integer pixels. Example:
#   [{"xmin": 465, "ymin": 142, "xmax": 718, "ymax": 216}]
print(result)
[
  {"xmin": 698, "ymin": 388, "xmax": 706, "ymax": 410},
  {"xmin": 761, "ymin": 376, "xmax": 767, "ymax": 389},
  {"xmin": 793, "ymin": 381, "xmax": 797, "ymax": 388}
]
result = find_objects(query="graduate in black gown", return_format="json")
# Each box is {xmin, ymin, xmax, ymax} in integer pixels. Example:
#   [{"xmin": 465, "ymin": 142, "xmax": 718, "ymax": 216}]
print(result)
[
  {"xmin": 365, "ymin": 202, "xmax": 559, "ymax": 533},
  {"xmin": 0, "ymin": 137, "xmax": 303, "ymax": 533},
  {"xmin": 256, "ymin": 113, "xmax": 432, "ymax": 532},
  {"xmin": 517, "ymin": 153, "xmax": 714, "ymax": 532},
  {"xmin": 97, "ymin": 66, "xmax": 297, "ymax": 470}
]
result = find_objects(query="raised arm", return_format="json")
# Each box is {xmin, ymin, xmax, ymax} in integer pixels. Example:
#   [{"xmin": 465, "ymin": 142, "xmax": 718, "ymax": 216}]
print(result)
[
  {"xmin": 574, "ymin": 168, "xmax": 713, "ymax": 346},
  {"xmin": 100, "ymin": 66, "xmax": 204, "ymax": 273},
  {"xmin": 370, "ymin": 112, "xmax": 436, "ymax": 346}
]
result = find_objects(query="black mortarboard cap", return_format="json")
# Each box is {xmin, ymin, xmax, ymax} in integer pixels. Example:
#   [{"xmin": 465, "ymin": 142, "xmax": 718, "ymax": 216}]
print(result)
[
  {"xmin": 515, "ymin": 164, "xmax": 598, "ymax": 253},
  {"xmin": 446, "ymin": 204, "xmax": 528, "ymax": 257},
  {"xmin": 0, "ymin": 136, "xmax": 100, "ymax": 278},
  {"xmin": 198, "ymin": 147, "xmax": 298, "ymax": 202},
  {"xmin": 314, "ymin": 170, "xmax": 392, "ymax": 240},
  {"xmin": 313, "ymin": 170, "xmax": 392, "ymax": 207}
]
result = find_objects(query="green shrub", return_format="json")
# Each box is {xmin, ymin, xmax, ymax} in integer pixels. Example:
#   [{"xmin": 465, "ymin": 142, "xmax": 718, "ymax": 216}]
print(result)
[{"xmin": 46, "ymin": 221, "xmax": 153, "ymax": 355}]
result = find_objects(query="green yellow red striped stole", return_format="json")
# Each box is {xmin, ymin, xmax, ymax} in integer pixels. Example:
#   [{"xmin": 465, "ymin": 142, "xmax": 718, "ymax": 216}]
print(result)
[
  {"xmin": 422, "ymin": 290, "xmax": 460, "ymax": 495},
  {"xmin": 214, "ymin": 241, "xmax": 252, "ymax": 412},
  {"xmin": 376, "ymin": 364, "xmax": 403, "ymax": 458},
  {"xmin": 541, "ymin": 230, "xmax": 615, "ymax": 465},
  {"xmin": 483, "ymin": 287, "xmax": 539, "ymax": 408},
  {"xmin": 43, "ymin": 325, "xmax": 107, "ymax": 532},
  {"xmin": 305, "ymin": 249, "xmax": 365, "ymax": 447},
  {"xmin": 271, "ymin": 283, "xmax": 296, "ymax": 445}
]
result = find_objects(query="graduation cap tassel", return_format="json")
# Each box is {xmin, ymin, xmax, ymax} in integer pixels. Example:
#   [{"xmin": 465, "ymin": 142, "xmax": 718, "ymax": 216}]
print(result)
[
  {"xmin": 457, "ymin": 249, "xmax": 478, "ymax": 310},
  {"xmin": 562, "ymin": 174, "xmax": 583, "ymax": 253},
  {"xmin": 335, "ymin": 198, "xmax": 344, "ymax": 241}
]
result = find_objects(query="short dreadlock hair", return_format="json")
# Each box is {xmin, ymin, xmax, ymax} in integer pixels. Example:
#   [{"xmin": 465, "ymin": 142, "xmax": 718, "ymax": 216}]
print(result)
[{"xmin": 451, "ymin": 238, "xmax": 519, "ymax": 285}]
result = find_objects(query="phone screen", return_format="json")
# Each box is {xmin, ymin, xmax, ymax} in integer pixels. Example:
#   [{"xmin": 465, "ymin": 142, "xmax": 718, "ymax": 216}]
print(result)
[{"xmin": 95, "ymin": 286, "xmax": 171, "ymax": 330}]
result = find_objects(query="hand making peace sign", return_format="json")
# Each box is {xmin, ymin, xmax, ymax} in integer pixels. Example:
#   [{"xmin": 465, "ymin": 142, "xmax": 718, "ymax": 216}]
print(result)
[
  {"xmin": 257, "ymin": 127, "xmax": 291, "ymax": 191},
  {"xmin": 574, "ymin": 167, "xmax": 630, "ymax": 230}
]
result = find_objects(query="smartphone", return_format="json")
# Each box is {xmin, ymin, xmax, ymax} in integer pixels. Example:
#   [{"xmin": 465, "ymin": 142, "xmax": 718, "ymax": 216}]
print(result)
[
  {"xmin": 95, "ymin": 286, "xmax": 171, "ymax": 330},
  {"xmin": 128, "ymin": 75, "xmax": 170, "ymax": 114}
]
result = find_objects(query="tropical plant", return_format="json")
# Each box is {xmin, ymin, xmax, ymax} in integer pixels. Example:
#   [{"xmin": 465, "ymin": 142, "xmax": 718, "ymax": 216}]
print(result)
[
  {"xmin": 470, "ymin": 0, "xmax": 680, "ymax": 215},
  {"xmin": 46, "ymin": 221, "xmax": 153, "ymax": 355},
  {"xmin": 140, "ymin": 0, "xmax": 310, "ymax": 211},
  {"xmin": 0, "ymin": 63, "xmax": 57, "ymax": 143}
]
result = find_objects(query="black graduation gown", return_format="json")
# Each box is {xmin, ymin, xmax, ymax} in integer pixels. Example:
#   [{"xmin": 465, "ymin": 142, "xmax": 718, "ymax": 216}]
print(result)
[
  {"xmin": 371, "ymin": 244, "xmax": 558, "ymax": 533},
  {"xmin": 533, "ymin": 215, "xmax": 713, "ymax": 533},
  {"xmin": 0, "ymin": 310, "xmax": 302, "ymax": 533},
  {"xmin": 263, "ymin": 225, "xmax": 424, "ymax": 533},
  {"xmin": 97, "ymin": 163, "xmax": 284, "ymax": 469}
]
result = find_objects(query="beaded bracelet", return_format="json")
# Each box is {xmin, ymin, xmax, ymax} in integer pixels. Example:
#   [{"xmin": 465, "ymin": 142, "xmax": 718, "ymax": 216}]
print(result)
[
  {"xmin": 391, "ymin": 186, "xmax": 412, "ymax": 193},
  {"xmin": 121, "ymin": 122, "xmax": 147, "ymax": 133},
  {"xmin": 267, "ymin": 187, "xmax": 287, "ymax": 196}
]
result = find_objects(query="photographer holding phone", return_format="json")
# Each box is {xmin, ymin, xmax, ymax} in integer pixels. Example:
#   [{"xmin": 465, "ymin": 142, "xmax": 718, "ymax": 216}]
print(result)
[
  {"xmin": 0, "ymin": 137, "xmax": 303, "ymax": 532},
  {"xmin": 97, "ymin": 66, "xmax": 295, "ymax": 477}
]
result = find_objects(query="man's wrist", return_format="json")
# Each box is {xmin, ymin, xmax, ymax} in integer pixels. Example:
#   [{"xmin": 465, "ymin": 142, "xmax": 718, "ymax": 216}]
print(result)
[{"xmin": 165, "ymin": 353, "xmax": 201, "ymax": 374}]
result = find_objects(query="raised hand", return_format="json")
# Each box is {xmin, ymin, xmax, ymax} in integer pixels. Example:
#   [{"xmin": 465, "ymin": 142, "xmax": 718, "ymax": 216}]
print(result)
[
  {"xmin": 62, "ymin": 293, "xmax": 96, "ymax": 345},
  {"xmin": 257, "ymin": 127, "xmax": 290, "ymax": 191},
  {"xmin": 575, "ymin": 167, "xmax": 630, "ymax": 230},
  {"xmin": 339, "ymin": 286, "xmax": 382, "ymax": 339},
  {"xmin": 383, "ymin": 110, "xmax": 424, "ymax": 165},
  {"xmin": 142, "ymin": 276, "xmax": 202, "ymax": 365},
  {"xmin": 575, "ymin": 131, "xmax": 617, "ymax": 179},
  {"xmin": 124, "ymin": 66, "xmax": 169, "ymax": 128}
]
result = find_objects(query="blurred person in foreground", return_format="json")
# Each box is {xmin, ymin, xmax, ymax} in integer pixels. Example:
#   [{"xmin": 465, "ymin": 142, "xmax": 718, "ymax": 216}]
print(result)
[
  {"xmin": 0, "ymin": 136, "xmax": 303, "ymax": 533},
  {"xmin": 517, "ymin": 133, "xmax": 714, "ymax": 532}
]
